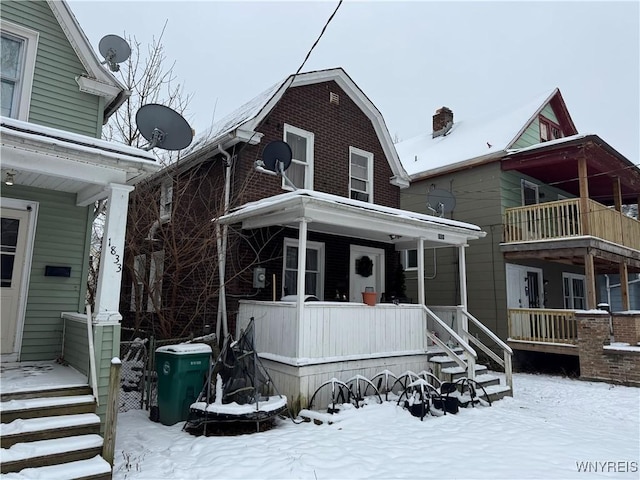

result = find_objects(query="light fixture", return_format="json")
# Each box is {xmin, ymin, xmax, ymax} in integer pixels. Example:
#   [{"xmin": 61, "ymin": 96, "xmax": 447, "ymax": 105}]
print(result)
[
  {"xmin": 389, "ymin": 234, "xmax": 402, "ymax": 240},
  {"xmin": 4, "ymin": 170, "xmax": 16, "ymax": 186}
]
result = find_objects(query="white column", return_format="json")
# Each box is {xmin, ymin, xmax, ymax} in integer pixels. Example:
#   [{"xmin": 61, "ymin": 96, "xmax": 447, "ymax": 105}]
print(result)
[
  {"xmin": 94, "ymin": 184, "xmax": 134, "ymax": 323},
  {"xmin": 417, "ymin": 238, "xmax": 425, "ymax": 305},
  {"xmin": 458, "ymin": 244, "xmax": 469, "ymax": 346},
  {"xmin": 296, "ymin": 218, "xmax": 308, "ymax": 358}
]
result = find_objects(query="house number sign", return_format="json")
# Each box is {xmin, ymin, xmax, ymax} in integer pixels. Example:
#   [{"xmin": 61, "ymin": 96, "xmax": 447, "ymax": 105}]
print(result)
[{"xmin": 107, "ymin": 238, "xmax": 122, "ymax": 273}]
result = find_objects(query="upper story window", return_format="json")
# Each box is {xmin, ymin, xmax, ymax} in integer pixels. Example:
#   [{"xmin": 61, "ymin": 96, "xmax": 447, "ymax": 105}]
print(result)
[
  {"xmin": 539, "ymin": 116, "xmax": 562, "ymax": 143},
  {"xmin": 521, "ymin": 179, "xmax": 539, "ymax": 206},
  {"xmin": 349, "ymin": 147, "xmax": 373, "ymax": 202},
  {"xmin": 1, "ymin": 21, "xmax": 38, "ymax": 121},
  {"xmin": 160, "ymin": 179, "xmax": 173, "ymax": 221},
  {"xmin": 283, "ymin": 124, "xmax": 314, "ymax": 190}
]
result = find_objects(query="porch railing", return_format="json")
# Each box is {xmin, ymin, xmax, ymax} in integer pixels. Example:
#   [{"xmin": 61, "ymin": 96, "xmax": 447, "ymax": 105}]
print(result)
[
  {"xmin": 430, "ymin": 305, "xmax": 513, "ymax": 391},
  {"xmin": 503, "ymin": 198, "xmax": 640, "ymax": 250},
  {"xmin": 508, "ymin": 308, "xmax": 577, "ymax": 344}
]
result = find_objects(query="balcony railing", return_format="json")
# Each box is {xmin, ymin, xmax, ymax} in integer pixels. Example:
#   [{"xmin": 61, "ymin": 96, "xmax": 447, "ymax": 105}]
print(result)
[
  {"xmin": 508, "ymin": 308, "xmax": 577, "ymax": 344},
  {"xmin": 503, "ymin": 198, "xmax": 640, "ymax": 250}
]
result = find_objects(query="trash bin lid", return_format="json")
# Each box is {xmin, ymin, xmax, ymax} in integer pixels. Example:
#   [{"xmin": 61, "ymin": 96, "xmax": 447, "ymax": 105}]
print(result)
[{"xmin": 156, "ymin": 343, "xmax": 212, "ymax": 354}]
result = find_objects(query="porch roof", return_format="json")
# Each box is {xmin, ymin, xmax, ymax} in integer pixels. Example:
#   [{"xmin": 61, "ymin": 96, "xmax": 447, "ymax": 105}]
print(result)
[
  {"xmin": 0, "ymin": 117, "xmax": 160, "ymax": 206},
  {"xmin": 216, "ymin": 190, "xmax": 485, "ymax": 247}
]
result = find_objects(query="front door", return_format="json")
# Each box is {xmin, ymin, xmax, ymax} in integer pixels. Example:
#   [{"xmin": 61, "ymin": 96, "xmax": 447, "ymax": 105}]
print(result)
[
  {"xmin": 349, "ymin": 245, "xmax": 385, "ymax": 303},
  {"xmin": 506, "ymin": 264, "xmax": 543, "ymax": 308},
  {"xmin": 1, "ymin": 204, "xmax": 34, "ymax": 362}
]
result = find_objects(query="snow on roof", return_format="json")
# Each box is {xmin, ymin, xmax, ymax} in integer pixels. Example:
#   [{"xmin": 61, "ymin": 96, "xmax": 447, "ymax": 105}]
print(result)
[
  {"xmin": 505, "ymin": 133, "xmax": 590, "ymax": 155},
  {"xmin": 221, "ymin": 189, "xmax": 482, "ymax": 232},
  {"xmin": 396, "ymin": 88, "xmax": 557, "ymax": 178},
  {"xmin": 1, "ymin": 116, "xmax": 156, "ymax": 162}
]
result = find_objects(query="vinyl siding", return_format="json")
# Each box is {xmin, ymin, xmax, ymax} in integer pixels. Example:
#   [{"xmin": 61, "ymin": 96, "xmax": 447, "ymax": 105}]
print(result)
[
  {"xmin": 501, "ymin": 170, "xmax": 576, "ymax": 210},
  {"xmin": 93, "ymin": 323, "xmax": 121, "ymax": 431},
  {"xmin": 511, "ymin": 103, "xmax": 559, "ymax": 149},
  {"xmin": 5, "ymin": 185, "xmax": 91, "ymax": 361},
  {"xmin": 1, "ymin": 0, "xmax": 102, "ymax": 137}
]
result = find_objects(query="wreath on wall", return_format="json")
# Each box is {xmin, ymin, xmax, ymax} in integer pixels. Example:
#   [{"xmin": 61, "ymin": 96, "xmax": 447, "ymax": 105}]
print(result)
[{"xmin": 356, "ymin": 255, "xmax": 373, "ymax": 277}]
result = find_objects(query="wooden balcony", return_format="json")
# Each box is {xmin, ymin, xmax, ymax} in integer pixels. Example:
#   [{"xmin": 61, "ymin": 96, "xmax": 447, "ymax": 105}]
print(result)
[
  {"xmin": 508, "ymin": 308, "xmax": 579, "ymax": 355},
  {"xmin": 503, "ymin": 198, "xmax": 640, "ymax": 251}
]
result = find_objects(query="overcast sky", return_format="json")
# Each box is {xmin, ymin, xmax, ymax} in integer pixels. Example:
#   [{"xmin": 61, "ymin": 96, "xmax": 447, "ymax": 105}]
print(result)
[{"xmin": 68, "ymin": 0, "xmax": 639, "ymax": 162}]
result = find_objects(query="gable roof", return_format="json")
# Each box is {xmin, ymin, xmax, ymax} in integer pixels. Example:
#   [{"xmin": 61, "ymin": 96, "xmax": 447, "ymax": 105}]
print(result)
[
  {"xmin": 183, "ymin": 67, "xmax": 410, "ymax": 187},
  {"xmin": 396, "ymin": 88, "xmax": 577, "ymax": 180},
  {"xmin": 47, "ymin": 1, "xmax": 129, "ymax": 120}
]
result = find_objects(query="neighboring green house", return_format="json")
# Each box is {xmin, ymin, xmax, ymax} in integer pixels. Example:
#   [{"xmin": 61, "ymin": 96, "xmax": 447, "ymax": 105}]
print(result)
[
  {"xmin": 396, "ymin": 88, "xmax": 640, "ymax": 362},
  {"xmin": 1, "ymin": 0, "xmax": 160, "ymax": 427}
]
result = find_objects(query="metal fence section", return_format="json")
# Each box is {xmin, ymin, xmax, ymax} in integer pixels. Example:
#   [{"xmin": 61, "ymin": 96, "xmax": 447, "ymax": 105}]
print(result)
[{"xmin": 119, "ymin": 335, "xmax": 193, "ymax": 413}]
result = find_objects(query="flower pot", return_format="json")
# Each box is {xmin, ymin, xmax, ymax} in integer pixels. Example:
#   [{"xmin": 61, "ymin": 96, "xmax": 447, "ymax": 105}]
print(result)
[{"xmin": 362, "ymin": 291, "xmax": 377, "ymax": 306}]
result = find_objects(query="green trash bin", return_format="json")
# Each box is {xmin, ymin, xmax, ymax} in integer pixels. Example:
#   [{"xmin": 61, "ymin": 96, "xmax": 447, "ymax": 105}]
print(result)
[{"xmin": 155, "ymin": 343, "xmax": 212, "ymax": 426}]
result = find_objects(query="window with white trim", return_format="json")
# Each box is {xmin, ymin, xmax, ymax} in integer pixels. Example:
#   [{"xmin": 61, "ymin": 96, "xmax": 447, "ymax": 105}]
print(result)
[
  {"xmin": 349, "ymin": 147, "xmax": 373, "ymax": 202},
  {"xmin": 563, "ymin": 272, "xmax": 586, "ymax": 310},
  {"xmin": 147, "ymin": 250, "xmax": 164, "ymax": 312},
  {"xmin": 1, "ymin": 21, "xmax": 38, "ymax": 120},
  {"xmin": 283, "ymin": 124, "xmax": 314, "ymax": 190},
  {"xmin": 282, "ymin": 238, "xmax": 324, "ymax": 299},
  {"xmin": 160, "ymin": 179, "xmax": 173, "ymax": 220},
  {"xmin": 130, "ymin": 254, "xmax": 146, "ymax": 312},
  {"xmin": 400, "ymin": 249, "xmax": 418, "ymax": 271}
]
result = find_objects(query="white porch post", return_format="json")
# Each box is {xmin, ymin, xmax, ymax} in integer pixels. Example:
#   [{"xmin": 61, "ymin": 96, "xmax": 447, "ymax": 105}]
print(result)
[
  {"xmin": 417, "ymin": 238, "xmax": 425, "ymax": 305},
  {"xmin": 296, "ymin": 218, "xmax": 309, "ymax": 358},
  {"xmin": 458, "ymin": 244, "xmax": 469, "ymax": 343},
  {"xmin": 94, "ymin": 184, "xmax": 134, "ymax": 323}
]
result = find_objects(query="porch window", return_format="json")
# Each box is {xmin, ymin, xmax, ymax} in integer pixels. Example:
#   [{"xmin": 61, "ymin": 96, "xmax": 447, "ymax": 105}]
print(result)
[
  {"xmin": 563, "ymin": 273, "xmax": 586, "ymax": 309},
  {"xmin": 349, "ymin": 147, "xmax": 373, "ymax": 202},
  {"xmin": 160, "ymin": 179, "xmax": 173, "ymax": 221},
  {"xmin": 283, "ymin": 124, "xmax": 314, "ymax": 190},
  {"xmin": 400, "ymin": 249, "xmax": 417, "ymax": 271},
  {"xmin": 283, "ymin": 238, "xmax": 324, "ymax": 298},
  {"xmin": 130, "ymin": 254, "xmax": 146, "ymax": 312},
  {"xmin": 1, "ymin": 21, "xmax": 38, "ymax": 120},
  {"xmin": 521, "ymin": 180, "xmax": 539, "ymax": 206},
  {"xmin": 147, "ymin": 250, "xmax": 164, "ymax": 312}
]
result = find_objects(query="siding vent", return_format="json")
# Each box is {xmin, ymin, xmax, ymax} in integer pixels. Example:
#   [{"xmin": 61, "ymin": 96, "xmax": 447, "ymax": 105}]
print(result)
[{"xmin": 329, "ymin": 92, "xmax": 340, "ymax": 105}]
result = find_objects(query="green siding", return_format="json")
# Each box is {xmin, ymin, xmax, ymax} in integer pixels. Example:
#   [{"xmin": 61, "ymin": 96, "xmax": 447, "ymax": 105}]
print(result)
[
  {"xmin": 94, "ymin": 323, "xmax": 121, "ymax": 431},
  {"xmin": 511, "ymin": 103, "xmax": 559, "ymax": 149},
  {"xmin": 401, "ymin": 162, "xmax": 509, "ymax": 338},
  {"xmin": 501, "ymin": 170, "xmax": 575, "ymax": 211},
  {"xmin": 63, "ymin": 318, "xmax": 90, "ymax": 376},
  {"xmin": 4, "ymin": 185, "xmax": 91, "ymax": 361},
  {"xmin": 1, "ymin": 0, "xmax": 102, "ymax": 137}
]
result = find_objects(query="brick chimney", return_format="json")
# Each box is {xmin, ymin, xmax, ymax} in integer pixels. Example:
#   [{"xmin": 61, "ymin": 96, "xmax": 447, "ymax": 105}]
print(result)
[{"xmin": 432, "ymin": 107, "xmax": 453, "ymax": 138}]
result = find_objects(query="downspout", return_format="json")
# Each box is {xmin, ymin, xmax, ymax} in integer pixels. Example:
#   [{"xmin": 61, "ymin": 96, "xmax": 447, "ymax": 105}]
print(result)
[{"xmin": 216, "ymin": 145, "xmax": 232, "ymax": 340}]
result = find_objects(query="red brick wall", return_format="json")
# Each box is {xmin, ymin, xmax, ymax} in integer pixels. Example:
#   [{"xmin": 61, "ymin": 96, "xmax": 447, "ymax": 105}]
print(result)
[
  {"xmin": 612, "ymin": 313, "xmax": 640, "ymax": 345},
  {"xmin": 230, "ymin": 80, "xmax": 400, "ymax": 209},
  {"xmin": 577, "ymin": 311, "xmax": 640, "ymax": 386}
]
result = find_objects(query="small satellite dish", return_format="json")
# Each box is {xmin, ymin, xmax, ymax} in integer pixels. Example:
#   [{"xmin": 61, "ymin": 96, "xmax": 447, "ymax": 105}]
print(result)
[
  {"xmin": 426, "ymin": 188, "xmax": 456, "ymax": 217},
  {"xmin": 136, "ymin": 104, "xmax": 193, "ymax": 151},
  {"xmin": 98, "ymin": 34, "xmax": 131, "ymax": 72},
  {"xmin": 262, "ymin": 141, "xmax": 292, "ymax": 173}
]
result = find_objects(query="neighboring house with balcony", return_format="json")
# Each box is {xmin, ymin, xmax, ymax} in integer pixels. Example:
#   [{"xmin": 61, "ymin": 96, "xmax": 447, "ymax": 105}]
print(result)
[
  {"xmin": 396, "ymin": 88, "xmax": 640, "ymax": 369},
  {"xmin": 1, "ymin": 0, "xmax": 160, "ymax": 475},
  {"xmin": 122, "ymin": 67, "xmax": 514, "ymax": 410}
]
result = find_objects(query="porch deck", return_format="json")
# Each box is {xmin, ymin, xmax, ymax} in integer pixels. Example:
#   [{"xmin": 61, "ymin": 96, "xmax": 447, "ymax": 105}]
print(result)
[{"xmin": 0, "ymin": 361, "xmax": 88, "ymax": 396}]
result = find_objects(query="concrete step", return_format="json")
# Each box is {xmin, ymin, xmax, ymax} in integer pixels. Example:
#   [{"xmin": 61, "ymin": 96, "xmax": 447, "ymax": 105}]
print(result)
[
  {"xmin": 0, "ymin": 434, "xmax": 103, "ymax": 473},
  {"xmin": 1, "ymin": 455, "xmax": 112, "ymax": 480},
  {"xmin": 0, "ymin": 395, "xmax": 96, "ymax": 422},
  {"xmin": 1, "ymin": 413, "xmax": 101, "ymax": 448}
]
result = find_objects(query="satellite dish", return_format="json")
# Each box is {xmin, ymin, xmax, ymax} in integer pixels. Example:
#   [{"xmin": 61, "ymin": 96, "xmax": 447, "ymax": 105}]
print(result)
[
  {"xmin": 426, "ymin": 188, "xmax": 456, "ymax": 217},
  {"xmin": 136, "ymin": 104, "xmax": 193, "ymax": 151},
  {"xmin": 98, "ymin": 34, "xmax": 131, "ymax": 72},
  {"xmin": 262, "ymin": 141, "xmax": 292, "ymax": 173}
]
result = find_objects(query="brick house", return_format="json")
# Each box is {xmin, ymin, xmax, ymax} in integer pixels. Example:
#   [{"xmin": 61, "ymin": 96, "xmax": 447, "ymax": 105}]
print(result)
[{"xmin": 122, "ymin": 68, "xmax": 514, "ymax": 408}]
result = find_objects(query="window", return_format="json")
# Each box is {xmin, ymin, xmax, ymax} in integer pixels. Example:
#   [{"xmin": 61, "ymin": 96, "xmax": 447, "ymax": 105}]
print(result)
[
  {"xmin": 282, "ymin": 238, "xmax": 324, "ymax": 299},
  {"xmin": 400, "ymin": 249, "xmax": 418, "ymax": 271},
  {"xmin": 1, "ymin": 21, "xmax": 38, "ymax": 121},
  {"xmin": 521, "ymin": 180, "xmax": 539, "ymax": 206},
  {"xmin": 160, "ymin": 180, "xmax": 173, "ymax": 220},
  {"xmin": 130, "ymin": 254, "xmax": 146, "ymax": 312},
  {"xmin": 563, "ymin": 273, "xmax": 586, "ymax": 310},
  {"xmin": 147, "ymin": 250, "xmax": 164, "ymax": 312},
  {"xmin": 539, "ymin": 116, "xmax": 562, "ymax": 143},
  {"xmin": 349, "ymin": 147, "xmax": 373, "ymax": 202},
  {"xmin": 283, "ymin": 124, "xmax": 314, "ymax": 190}
]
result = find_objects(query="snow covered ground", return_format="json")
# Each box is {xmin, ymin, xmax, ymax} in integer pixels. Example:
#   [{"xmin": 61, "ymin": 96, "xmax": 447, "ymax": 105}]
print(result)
[{"xmin": 113, "ymin": 373, "xmax": 639, "ymax": 479}]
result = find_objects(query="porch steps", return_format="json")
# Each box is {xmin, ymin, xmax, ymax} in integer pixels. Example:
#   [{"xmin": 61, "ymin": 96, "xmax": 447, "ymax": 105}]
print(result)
[{"xmin": 0, "ymin": 387, "xmax": 111, "ymax": 479}]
